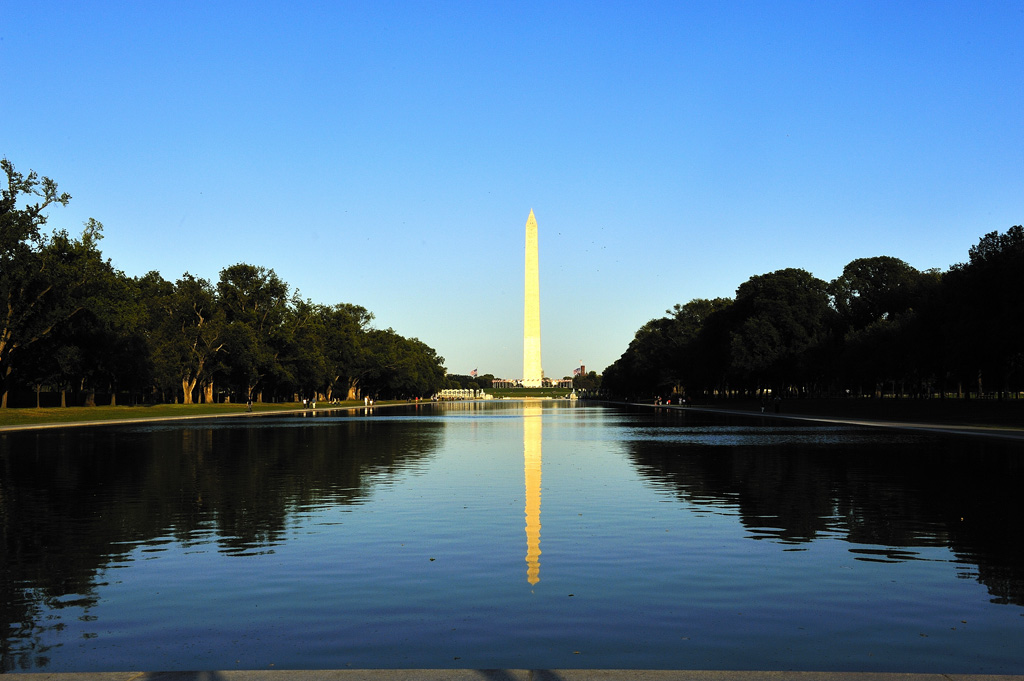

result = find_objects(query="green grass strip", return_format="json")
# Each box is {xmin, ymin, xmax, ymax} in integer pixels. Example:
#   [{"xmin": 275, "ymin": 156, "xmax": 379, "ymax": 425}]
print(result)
[{"xmin": 0, "ymin": 401, "xmax": 388, "ymax": 429}]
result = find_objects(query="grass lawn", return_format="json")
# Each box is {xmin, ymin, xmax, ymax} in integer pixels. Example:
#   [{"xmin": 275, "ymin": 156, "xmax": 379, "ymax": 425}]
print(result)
[
  {"xmin": 489, "ymin": 387, "xmax": 576, "ymax": 399},
  {"xmin": 3, "ymin": 395, "xmax": 1020, "ymax": 433},
  {"xmin": 0, "ymin": 393, "xmax": 585, "ymax": 429},
  {"xmin": 0, "ymin": 401, "xmax": 379, "ymax": 429}
]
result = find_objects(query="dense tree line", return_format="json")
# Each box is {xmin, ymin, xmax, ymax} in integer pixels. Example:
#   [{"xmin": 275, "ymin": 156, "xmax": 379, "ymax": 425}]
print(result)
[
  {"xmin": 1, "ymin": 160, "xmax": 447, "ymax": 407},
  {"xmin": 603, "ymin": 226, "xmax": 1024, "ymax": 401},
  {"xmin": 445, "ymin": 373, "xmax": 495, "ymax": 390}
]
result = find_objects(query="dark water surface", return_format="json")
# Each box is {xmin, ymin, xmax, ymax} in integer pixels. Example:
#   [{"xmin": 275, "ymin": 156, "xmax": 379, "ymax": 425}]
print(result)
[{"xmin": 2, "ymin": 401, "xmax": 1023, "ymax": 673}]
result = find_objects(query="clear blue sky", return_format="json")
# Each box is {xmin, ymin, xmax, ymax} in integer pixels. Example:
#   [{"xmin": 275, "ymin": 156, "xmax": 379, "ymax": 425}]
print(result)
[{"xmin": 3, "ymin": 1, "xmax": 1022, "ymax": 380}]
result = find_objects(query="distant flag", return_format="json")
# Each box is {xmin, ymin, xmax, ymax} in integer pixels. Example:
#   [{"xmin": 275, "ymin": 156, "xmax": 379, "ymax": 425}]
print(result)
[
  {"xmin": 573, "ymin": 367, "xmax": 581, "ymax": 376},
  {"xmin": 470, "ymin": 368, "xmax": 478, "ymax": 377}
]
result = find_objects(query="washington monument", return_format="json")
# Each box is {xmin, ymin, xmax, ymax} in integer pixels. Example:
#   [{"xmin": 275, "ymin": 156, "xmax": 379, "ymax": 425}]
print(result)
[{"xmin": 523, "ymin": 209, "xmax": 543, "ymax": 387}]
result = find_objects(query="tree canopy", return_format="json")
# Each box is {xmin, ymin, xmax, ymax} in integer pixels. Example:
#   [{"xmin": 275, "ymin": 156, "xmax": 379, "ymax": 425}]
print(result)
[
  {"xmin": 604, "ymin": 226, "xmax": 1024, "ymax": 400},
  {"xmin": 0, "ymin": 160, "xmax": 447, "ymax": 407},
  {"xmin": 1, "ymin": 161, "xmax": 117, "ymax": 407}
]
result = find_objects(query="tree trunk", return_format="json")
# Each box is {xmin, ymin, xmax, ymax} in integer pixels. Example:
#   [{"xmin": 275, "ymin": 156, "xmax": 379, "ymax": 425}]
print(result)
[
  {"xmin": 61, "ymin": 389, "xmax": 67, "ymax": 408},
  {"xmin": 110, "ymin": 392, "xmax": 117, "ymax": 406},
  {"xmin": 182, "ymin": 377, "xmax": 197, "ymax": 405},
  {"xmin": 36, "ymin": 383, "xmax": 41, "ymax": 408},
  {"xmin": 79, "ymin": 377, "xmax": 96, "ymax": 407},
  {"xmin": 203, "ymin": 380, "xmax": 214, "ymax": 404},
  {"xmin": 1, "ymin": 365, "xmax": 11, "ymax": 408}
]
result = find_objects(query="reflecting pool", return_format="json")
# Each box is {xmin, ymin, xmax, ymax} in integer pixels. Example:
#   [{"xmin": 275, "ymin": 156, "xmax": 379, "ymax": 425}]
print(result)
[{"xmin": 1, "ymin": 401, "xmax": 1023, "ymax": 673}]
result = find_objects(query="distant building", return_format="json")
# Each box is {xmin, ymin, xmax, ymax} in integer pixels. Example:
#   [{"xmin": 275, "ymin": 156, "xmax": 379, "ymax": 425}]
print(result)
[{"xmin": 491, "ymin": 377, "xmax": 572, "ymax": 389}]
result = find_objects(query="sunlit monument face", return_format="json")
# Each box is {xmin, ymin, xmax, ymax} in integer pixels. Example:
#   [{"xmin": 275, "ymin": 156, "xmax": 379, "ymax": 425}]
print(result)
[{"xmin": 523, "ymin": 209, "xmax": 543, "ymax": 388}]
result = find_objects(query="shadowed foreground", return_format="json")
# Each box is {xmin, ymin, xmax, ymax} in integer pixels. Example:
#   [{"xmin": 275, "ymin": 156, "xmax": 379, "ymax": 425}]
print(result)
[{"xmin": 5, "ymin": 669, "xmax": 1024, "ymax": 681}]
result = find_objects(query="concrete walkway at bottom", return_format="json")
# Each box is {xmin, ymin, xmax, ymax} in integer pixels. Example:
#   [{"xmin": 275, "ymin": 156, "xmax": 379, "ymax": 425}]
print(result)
[{"xmin": 6, "ymin": 671, "xmax": 1024, "ymax": 681}]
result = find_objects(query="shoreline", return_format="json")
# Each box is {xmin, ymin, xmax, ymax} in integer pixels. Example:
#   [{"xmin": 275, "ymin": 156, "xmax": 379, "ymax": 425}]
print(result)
[
  {"xmin": 631, "ymin": 401, "xmax": 1024, "ymax": 442},
  {"xmin": 1, "ymin": 398, "xmax": 1023, "ymax": 442},
  {"xmin": 0, "ymin": 401, "xmax": 413, "ymax": 433}
]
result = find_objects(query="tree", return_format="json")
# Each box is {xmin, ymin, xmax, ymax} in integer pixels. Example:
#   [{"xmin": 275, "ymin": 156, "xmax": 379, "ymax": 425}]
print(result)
[
  {"xmin": 37, "ymin": 262, "xmax": 149, "ymax": 406},
  {"xmin": 320, "ymin": 303, "xmax": 374, "ymax": 400},
  {"xmin": 727, "ymin": 268, "xmax": 837, "ymax": 393},
  {"xmin": 829, "ymin": 259, "xmax": 944, "ymax": 397},
  {"xmin": 80, "ymin": 270, "xmax": 152, "ymax": 405},
  {"xmin": 831, "ymin": 256, "xmax": 927, "ymax": 331},
  {"xmin": 147, "ymin": 273, "xmax": 225, "ymax": 405},
  {"xmin": 359, "ymin": 329, "xmax": 446, "ymax": 399},
  {"xmin": 217, "ymin": 264, "xmax": 289, "ymax": 401},
  {"xmin": 665, "ymin": 298, "xmax": 733, "ymax": 394},
  {"xmin": 136, "ymin": 271, "xmax": 178, "ymax": 400},
  {"xmin": 573, "ymin": 370, "xmax": 601, "ymax": 392},
  {"xmin": 606, "ymin": 317, "xmax": 674, "ymax": 396},
  {"xmin": 0, "ymin": 160, "xmax": 117, "ymax": 407},
  {"xmin": 280, "ymin": 296, "xmax": 330, "ymax": 400},
  {"xmin": 943, "ymin": 226, "xmax": 1024, "ymax": 396}
]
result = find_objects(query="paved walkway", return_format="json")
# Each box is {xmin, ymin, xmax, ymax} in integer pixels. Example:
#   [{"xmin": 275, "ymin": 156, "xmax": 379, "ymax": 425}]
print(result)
[
  {"xmin": 6, "ymin": 670, "xmax": 1024, "ymax": 681},
  {"xmin": 639, "ymin": 403, "xmax": 1024, "ymax": 442}
]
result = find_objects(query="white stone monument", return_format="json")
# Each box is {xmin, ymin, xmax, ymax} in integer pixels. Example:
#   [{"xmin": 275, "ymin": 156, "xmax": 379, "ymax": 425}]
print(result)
[{"xmin": 522, "ymin": 209, "xmax": 543, "ymax": 388}]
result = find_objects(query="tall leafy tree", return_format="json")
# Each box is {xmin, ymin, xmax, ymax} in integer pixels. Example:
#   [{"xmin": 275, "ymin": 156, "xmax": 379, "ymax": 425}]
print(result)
[
  {"xmin": 830, "ymin": 258, "xmax": 943, "ymax": 396},
  {"xmin": 81, "ymin": 270, "xmax": 152, "ymax": 405},
  {"xmin": 280, "ymin": 296, "xmax": 330, "ymax": 400},
  {"xmin": 359, "ymin": 328, "xmax": 446, "ymax": 399},
  {"xmin": 831, "ymin": 256, "xmax": 928, "ymax": 331},
  {"xmin": 666, "ymin": 297, "xmax": 733, "ymax": 394},
  {"xmin": 217, "ymin": 264, "xmax": 289, "ymax": 401},
  {"xmin": 146, "ymin": 273, "xmax": 225, "ymax": 404},
  {"xmin": 136, "ymin": 271, "xmax": 178, "ymax": 400},
  {"xmin": 0, "ymin": 160, "xmax": 115, "ymax": 407},
  {"xmin": 620, "ymin": 317, "xmax": 676, "ymax": 395},
  {"xmin": 727, "ymin": 268, "xmax": 836, "ymax": 393},
  {"xmin": 29, "ymin": 262, "xmax": 149, "ymax": 406},
  {"xmin": 321, "ymin": 303, "xmax": 374, "ymax": 400},
  {"xmin": 572, "ymin": 370, "xmax": 601, "ymax": 392},
  {"xmin": 943, "ymin": 226, "xmax": 1024, "ymax": 395}
]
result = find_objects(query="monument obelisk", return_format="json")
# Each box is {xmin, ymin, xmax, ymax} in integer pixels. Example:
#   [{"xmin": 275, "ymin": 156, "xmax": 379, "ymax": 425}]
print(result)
[{"xmin": 523, "ymin": 209, "xmax": 543, "ymax": 388}]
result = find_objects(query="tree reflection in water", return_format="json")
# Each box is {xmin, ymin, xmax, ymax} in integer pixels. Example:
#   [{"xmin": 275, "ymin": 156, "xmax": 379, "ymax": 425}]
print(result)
[
  {"xmin": 0, "ymin": 416, "xmax": 441, "ymax": 671},
  {"xmin": 624, "ymin": 408, "xmax": 1024, "ymax": 607},
  {"xmin": 2, "ymin": 404, "xmax": 1023, "ymax": 672}
]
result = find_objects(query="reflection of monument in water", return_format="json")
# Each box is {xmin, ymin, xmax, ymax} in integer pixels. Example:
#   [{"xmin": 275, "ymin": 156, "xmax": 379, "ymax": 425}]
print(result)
[{"xmin": 524, "ymin": 404, "xmax": 542, "ymax": 585}]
